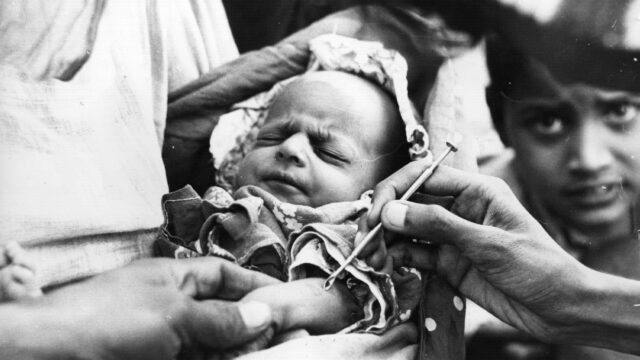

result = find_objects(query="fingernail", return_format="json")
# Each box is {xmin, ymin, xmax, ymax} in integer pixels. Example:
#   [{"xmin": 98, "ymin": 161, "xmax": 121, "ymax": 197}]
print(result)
[
  {"xmin": 385, "ymin": 202, "xmax": 407, "ymax": 228},
  {"xmin": 239, "ymin": 302, "xmax": 272, "ymax": 329}
]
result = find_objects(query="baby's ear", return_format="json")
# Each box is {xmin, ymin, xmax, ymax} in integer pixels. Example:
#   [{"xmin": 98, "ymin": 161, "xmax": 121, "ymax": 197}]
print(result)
[{"xmin": 485, "ymin": 85, "xmax": 510, "ymax": 147}]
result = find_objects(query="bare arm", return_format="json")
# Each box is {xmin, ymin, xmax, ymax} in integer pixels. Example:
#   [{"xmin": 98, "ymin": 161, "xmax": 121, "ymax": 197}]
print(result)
[
  {"xmin": 0, "ymin": 258, "xmax": 280, "ymax": 360},
  {"xmin": 241, "ymin": 278, "xmax": 363, "ymax": 335},
  {"xmin": 362, "ymin": 161, "xmax": 640, "ymax": 354}
]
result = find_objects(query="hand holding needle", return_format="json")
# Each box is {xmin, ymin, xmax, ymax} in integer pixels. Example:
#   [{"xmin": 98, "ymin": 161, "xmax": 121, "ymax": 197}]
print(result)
[{"xmin": 323, "ymin": 134, "xmax": 461, "ymax": 290}]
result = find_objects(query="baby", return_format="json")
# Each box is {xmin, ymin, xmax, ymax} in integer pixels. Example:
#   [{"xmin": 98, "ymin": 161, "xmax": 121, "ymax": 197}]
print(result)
[
  {"xmin": 0, "ymin": 72, "xmax": 414, "ymax": 332},
  {"xmin": 234, "ymin": 69, "xmax": 411, "ymax": 327},
  {"xmin": 235, "ymin": 70, "xmax": 408, "ymax": 208},
  {"xmin": 154, "ymin": 35, "xmax": 440, "ymax": 358},
  {"xmin": 157, "ymin": 69, "xmax": 418, "ymax": 340}
]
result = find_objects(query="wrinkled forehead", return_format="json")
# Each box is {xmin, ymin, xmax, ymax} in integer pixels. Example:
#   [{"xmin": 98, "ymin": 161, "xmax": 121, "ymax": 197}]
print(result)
[
  {"xmin": 266, "ymin": 71, "xmax": 404, "ymax": 152},
  {"xmin": 268, "ymin": 71, "xmax": 398, "ymax": 131}
]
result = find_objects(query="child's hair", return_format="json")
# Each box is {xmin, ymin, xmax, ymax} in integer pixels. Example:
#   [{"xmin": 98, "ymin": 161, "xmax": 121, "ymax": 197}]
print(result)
[{"xmin": 484, "ymin": 34, "xmax": 531, "ymax": 146}]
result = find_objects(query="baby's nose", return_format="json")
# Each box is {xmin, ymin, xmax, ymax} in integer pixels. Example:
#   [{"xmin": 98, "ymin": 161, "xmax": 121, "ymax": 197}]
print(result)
[{"xmin": 275, "ymin": 133, "xmax": 308, "ymax": 167}]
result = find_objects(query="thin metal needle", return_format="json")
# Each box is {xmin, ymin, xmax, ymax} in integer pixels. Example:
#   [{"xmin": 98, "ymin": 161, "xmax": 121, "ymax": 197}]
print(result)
[{"xmin": 323, "ymin": 135, "xmax": 461, "ymax": 290}]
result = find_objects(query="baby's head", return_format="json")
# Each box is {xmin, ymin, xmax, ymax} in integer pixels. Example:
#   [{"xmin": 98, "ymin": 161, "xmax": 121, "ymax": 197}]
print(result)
[{"xmin": 235, "ymin": 70, "xmax": 409, "ymax": 207}]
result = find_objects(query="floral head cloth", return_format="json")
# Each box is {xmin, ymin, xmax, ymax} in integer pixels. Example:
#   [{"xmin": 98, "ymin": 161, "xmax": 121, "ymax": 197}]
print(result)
[{"xmin": 211, "ymin": 34, "xmax": 431, "ymax": 191}]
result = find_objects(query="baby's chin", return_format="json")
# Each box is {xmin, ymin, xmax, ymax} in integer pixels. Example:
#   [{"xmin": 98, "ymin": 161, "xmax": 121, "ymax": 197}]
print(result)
[
  {"xmin": 252, "ymin": 180, "xmax": 314, "ymax": 207},
  {"xmin": 269, "ymin": 191, "xmax": 315, "ymax": 208}
]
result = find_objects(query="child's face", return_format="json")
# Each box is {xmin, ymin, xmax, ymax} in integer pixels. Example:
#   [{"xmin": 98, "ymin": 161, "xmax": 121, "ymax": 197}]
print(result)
[
  {"xmin": 235, "ymin": 71, "xmax": 405, "ymax": 207},
  {"xmin": 500, "ymin": 59, "xmax": 640, "ymax": 238}
]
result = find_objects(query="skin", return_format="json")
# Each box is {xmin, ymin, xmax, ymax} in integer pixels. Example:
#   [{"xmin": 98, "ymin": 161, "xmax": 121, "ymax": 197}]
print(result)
[
  {"xmin": 358, "ymin": 61, "xmax": 640, "ymax": 354},
  {"xmin": 0, "ymin": 242, "xmax": 42, "ymax": 301},
  {"xmin": 234, "ymin": 71, "xmax": 402, "ymax": 344},
  {"xmin": 0, "ymin": 258, "xmax": 281, "ymax": 360},
  {"xmin": 360, "ymin": 161, "xmax": 640, "ymax": 355},
  {"xmin": 0, "ymin": 71, "xmax": 403, "ymax": 359},
  {"xmin": 241, "ymin": 278, "xmax": 362, "ymax": 335},
  {"xmin": 235, "ymin": 70, "xmax": 407, "ymax": 207},
  {"xmin": 227, "ymin": 279, "xmax": 362, "ymax": 357},
  {"xmin": 485, "ymin": 49, "xmax": 640, "ymax": 360},
  {"xmin": 491, "ymin": 58, "xmax": 640, "ymax": 244}
]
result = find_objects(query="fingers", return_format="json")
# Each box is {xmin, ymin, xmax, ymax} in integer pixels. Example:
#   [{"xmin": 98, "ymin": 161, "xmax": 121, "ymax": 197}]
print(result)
[
  {"xmin": 386, "ymin": 241, "xmax": 437, "ymax": 271},
  {"xmin": 369, "ymin": 163, "xmax": 472, "ymax": 224},
  {"xmin": 0, "ymin": 265, "xmax": 43, "ymax": 301},
  {"xmin": 365, "ymin": 239, "xmax": 387, "ymax": 270},
  {"xmin": 436, "ymin": 244, "xmax": 473, "ymax": 287},
  {"xmin": 355, "ymin": 214, "xmax": 378, "ymax": 259},
  {"xmin": 380, "ymin": 256, "xmax": 394, "ymax": 275},
  {"xmin": 380, "ymin": 200, "xmax": 488, "ymax": 254},
  {"xmin": 241, "ymin": 278, "xmax": 359, "ymax": 334},
  {"xmin": 271, "ymin": 329, "xmax": 310, "ymax": 346},
  {"xmin": 414, "ymin": 165, "xmax": 485, "ymax": 197},
  {"xmin": 355, "ymin": 214, "xmax": 393, "ymax": 269},
  {"xmin": 221, "ymin": 326, "xmax": 276, "ymax": 358},
  {"xmin": 4, "ymin": 241, "xmax": 37, "ymax": 270},
  {"xmin": 366, "ymin": 163, "xmax": 484, "ymax": 246},
  {"xmin": 184, "ymin": 299, "xmax": 274, "ymax": 349},
  {"xmin": 368, "ymin": 159, "xmax": 435, "ymax": 228},
  {"xmin": 358, "ymin": 159, "xmax": 435, "ymax": 265},
  {"xmin": 169, "ymin": 258, "xmax": 281, "ymax": 300}
]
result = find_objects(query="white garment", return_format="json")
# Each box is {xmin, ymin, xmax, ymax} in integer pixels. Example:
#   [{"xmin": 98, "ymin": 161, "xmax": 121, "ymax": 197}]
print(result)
[{"xmin": 0, "ymin": 0, "xmax": 237, "ymax": 254}]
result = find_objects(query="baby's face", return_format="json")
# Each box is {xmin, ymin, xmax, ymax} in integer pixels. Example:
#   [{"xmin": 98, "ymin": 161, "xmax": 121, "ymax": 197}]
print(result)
[{"xmin": 235, "ymin": 71, "xmax": 406, "ymax": 207}]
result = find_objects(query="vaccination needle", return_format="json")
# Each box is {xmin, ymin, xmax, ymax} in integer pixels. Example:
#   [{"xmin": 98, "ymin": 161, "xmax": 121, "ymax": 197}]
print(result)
[{"xmin": 323, "ymin": 133, "xmax": 461, "ymax": 291}]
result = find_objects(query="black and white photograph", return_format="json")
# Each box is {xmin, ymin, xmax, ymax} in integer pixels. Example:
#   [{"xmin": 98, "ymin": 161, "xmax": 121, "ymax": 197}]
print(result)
[{"xmin": 1, "ymin": 1, "xmax": 639, "ymax": 359}]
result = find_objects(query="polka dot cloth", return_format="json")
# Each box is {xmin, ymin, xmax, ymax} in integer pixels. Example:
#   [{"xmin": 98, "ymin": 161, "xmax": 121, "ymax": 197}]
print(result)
[
  {"xmin": 453, "ymin": 296, "xmax": 464, "ymax": 311},
  {"xmin": 424, "ymin": 317, "xmax": 437, "ymax": 332},
  {"xmin": 417, "ymin": 274, "xmax": 466, "ymax": 360}
]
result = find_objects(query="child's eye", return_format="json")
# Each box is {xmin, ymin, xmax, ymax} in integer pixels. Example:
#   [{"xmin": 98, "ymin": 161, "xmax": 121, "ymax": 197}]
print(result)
[
  {"xmin": 604, "ymin": 102, "xmax": 639, "ymax": 127},
  {"xmin": 528, "ymin": 114, "xmax": 567, "ymax": 137}
]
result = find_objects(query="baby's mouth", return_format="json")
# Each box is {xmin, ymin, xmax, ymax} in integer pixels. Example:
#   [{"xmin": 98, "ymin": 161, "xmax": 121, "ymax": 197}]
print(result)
[{"xmin": 261, "ymin": 172, "xmax": 306, "ymax": 194}]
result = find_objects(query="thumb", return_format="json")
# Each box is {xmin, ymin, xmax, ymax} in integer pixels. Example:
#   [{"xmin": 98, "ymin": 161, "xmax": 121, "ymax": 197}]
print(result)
[
  {"xmin": 380, "ymin": 200, "xmax": 490, "ymax": 253},
  {"xmin": 184, "ymin": 300, "xmax": 273, "ymax": 349}
]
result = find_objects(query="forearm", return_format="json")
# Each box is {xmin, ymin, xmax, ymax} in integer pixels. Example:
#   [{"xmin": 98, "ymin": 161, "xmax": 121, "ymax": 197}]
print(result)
[
  {"xmin": 242, "ymin": 278, "xmax": 361, "ymax": 334},
  {"xmin": 0, "ymin": 302, "xmax": 82, "ymax": 360},
  {"xmin": 559, "ymin": 269, "xmax": 640, "ymax": 354}
]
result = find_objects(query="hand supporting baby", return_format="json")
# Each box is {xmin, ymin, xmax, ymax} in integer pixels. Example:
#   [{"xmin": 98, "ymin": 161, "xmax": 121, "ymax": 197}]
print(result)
[
  {"xmin": 242, "ymin": 277, "xmax": 362, "ymax": 334},
  {"xmin": 220, "ymin": 277, "xmax": 363, "ymax": 358}
]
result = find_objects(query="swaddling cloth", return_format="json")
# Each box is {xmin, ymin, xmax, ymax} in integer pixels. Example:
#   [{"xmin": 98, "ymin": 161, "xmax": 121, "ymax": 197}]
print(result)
[{"xmin": 155, "ymin": 185, "xmax": 422, "ymax": 334}]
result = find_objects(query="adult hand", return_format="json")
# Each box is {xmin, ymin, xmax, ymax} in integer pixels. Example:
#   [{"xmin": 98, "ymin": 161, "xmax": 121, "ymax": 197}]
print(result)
[
  {"xmin": 0, "ymin": 257, "xmax": 281, "ymax": 360},
  {"xmin": 358, "ymin": 160, "xmax": 640, "ymax": 353},
  {"xmin": 0, "ymin": 0, "xmax": 105, "ymax": 80}
]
